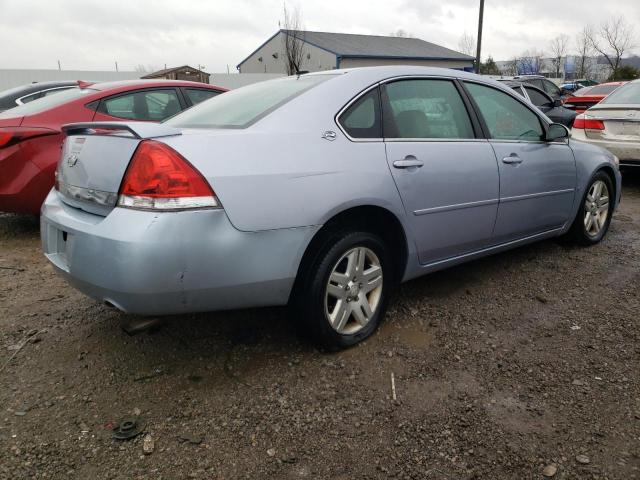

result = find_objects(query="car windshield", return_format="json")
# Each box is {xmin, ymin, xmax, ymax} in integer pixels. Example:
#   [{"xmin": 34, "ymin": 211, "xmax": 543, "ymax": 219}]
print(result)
[
  {"xmin": 600, "ymin": 82, "xmax": 640, "ymax": 105},
  {"xmin": 166, "ymin": 74, "xmax": 337, "ymax": 129},
  {"xmin": 587, "ymin": 84, "xmax": 621, "ymax": 96},
  {"xmin": 0, "ymin": 87, "xmax": 97, "ymax": 117}
]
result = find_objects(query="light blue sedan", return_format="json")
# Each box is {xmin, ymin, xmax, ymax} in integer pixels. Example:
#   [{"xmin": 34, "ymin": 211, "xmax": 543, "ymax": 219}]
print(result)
[{"xmin": 41, "ymin": 66, "xmax": 621, "ymax": 349}]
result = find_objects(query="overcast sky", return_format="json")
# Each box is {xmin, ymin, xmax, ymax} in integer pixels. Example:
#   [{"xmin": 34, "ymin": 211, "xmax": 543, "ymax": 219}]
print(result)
[{"xmin": 0, "ymin": 0, "xmax": 637, "ymax": 72}]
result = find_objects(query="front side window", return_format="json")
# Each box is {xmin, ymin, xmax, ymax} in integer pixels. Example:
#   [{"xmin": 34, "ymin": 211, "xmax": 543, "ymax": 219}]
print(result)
[
  {"xmin": 465, "ymin": 82, "xmax": 544, "ymax": 141},
  {"xmin": 382, "ymin": 79, "xmax": 474, "ymax": 139},
  {"xmin": 524, "ymin": 86, "xmax": 552, "ymax": 107},
  {"xmin": 542, "ymin": 79, "xmax": 561, "ymax": 96},
  {"xmin": 339, "ymin": 88, "xmax": 381, "ymax": 138},
  {"xmin": 101, "ymin": 89, "xmax": 180, "ymax": 121},
  {"xmin": 167, "ymin": 74, "xmax": 337, "ymax": 129}
]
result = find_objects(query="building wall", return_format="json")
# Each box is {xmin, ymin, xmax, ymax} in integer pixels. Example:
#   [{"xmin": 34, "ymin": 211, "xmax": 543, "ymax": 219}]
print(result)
[
  {"xmin": 0, "ymin": 69, "xmax": 140, "ymax": 90},
  {"xmin": 339, "ymin": 57, "xmax": 474, "ymax": 70},
  {"xmin": 238, "ymin": 31, "xmax": 337, "ymax": 74}
]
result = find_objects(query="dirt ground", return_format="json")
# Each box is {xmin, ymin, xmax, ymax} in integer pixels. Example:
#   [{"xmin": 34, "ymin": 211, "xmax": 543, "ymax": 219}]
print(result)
[{"xmin": 1, "ymin": 173, "xmax": 639, "ymax": 480}]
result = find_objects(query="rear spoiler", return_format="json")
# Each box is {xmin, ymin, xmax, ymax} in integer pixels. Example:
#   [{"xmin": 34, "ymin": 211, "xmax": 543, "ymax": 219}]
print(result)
[{"xmin": 62, "ymin": 122, "xmax": 181, "ymax": 139}]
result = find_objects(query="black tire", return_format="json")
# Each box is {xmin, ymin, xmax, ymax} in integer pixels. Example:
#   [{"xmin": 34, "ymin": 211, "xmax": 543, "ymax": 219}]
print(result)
[
  {"xmin": 292, "ymin": 230, "xmax": 393, "ymax": 351},
  {"xmin": 567, "ymin": 170, "xmax": 614, "ymax": 245}
]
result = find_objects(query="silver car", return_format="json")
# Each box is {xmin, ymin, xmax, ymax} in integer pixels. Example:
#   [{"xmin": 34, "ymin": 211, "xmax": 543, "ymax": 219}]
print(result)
[
  {"xmin": 41, "ymin": 66, "xmax": 621, "ymax": 349},
  {"xmin": 571, "ymin": 79, "xmax": 640, "ymax": 168}
]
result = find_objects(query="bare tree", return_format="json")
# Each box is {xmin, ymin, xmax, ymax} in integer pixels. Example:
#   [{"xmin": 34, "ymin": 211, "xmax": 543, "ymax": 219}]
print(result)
[
  {"xmin": 390, "ymin": 29, "xmax": 415, "ymax": 38},
  {"xmin": 549, "ymin": 34, "xmax": 569, "ymax": 78},
  {"xmin": 519, "ymin": 50, "xmax": 544, "ymax": 75},
  {"xmin": 575, "ymin": 26, "xmax": 595, "ymax": 79},
  {"xmin": 589, "ymin": 16, "xmax": 636, "ymax": 78},
  {"xmin": 282, "ymin": 3, "xmax": 306, "ymax": 75},
  {"xmin": 458, "ymin": 32, "xmax": 476, "ymax": 57}
]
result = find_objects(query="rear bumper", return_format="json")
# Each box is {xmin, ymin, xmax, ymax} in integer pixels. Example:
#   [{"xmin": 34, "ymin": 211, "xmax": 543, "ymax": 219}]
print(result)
[
  {"xmin": 41, "ymin": 191, "xmax": 319, "ymax": 315},
  {"xmin": 570, "ymin": 131, "xmax": 640, "ymax": 164}
]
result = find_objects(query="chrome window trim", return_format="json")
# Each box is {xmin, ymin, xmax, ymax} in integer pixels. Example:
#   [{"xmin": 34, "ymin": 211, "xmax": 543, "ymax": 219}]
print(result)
[
  {"xmin": 15, "ymin": 86, "xmax": 74, "ymax": 106},
  {"xmin": 335, "ymin": 75, "xmax": 462, "ymax": 143},
  {"xmin": 384, "ymin": 138, "xmax": 489, "ymax": 143},
  {"xmin": 461, "ymin": 78, "xmax": 554, "ymax": 144},
  {"xmin": 335, "ymin": 83, "xmax": 383, "ymax": 143}
]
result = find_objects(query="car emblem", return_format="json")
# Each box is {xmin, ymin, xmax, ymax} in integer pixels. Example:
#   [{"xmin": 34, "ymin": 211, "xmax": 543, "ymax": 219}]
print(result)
[
  {"xmin": 322, "ymin": 130, "xmax": 337, "ymax": 141},
  {"xmin": 67, "ymin": 153, "xmax": 79, "ymax": 167}
]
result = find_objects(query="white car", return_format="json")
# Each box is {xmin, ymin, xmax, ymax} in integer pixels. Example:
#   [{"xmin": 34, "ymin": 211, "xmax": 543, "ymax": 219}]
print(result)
[{"xmin": 571, "ymin": 79, "xmax": 640, "ymax": 169}]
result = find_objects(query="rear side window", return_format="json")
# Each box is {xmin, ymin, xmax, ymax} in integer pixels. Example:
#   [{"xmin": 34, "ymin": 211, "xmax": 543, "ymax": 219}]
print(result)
[
  {"xmin": 339, "ymin": 88, "xmax": 381, "ymax": 138},
  {"xmin": 601, "ymin": 82, "xmax": 640, "ymax": 104},
  {"xmin": 524, "ymin": 86, "xmax": 551, "ymax": 107},
  {"xmin": 166, "ymin": 74, "xmax": 336, "ymax": 129},
  {"xmin": 382, "ymin": 79, "xmax": 474, "ymax": 139},
  {"xmin": 185, "ymin": 88, "xmax": 221, "ymax": 106},
  {"xmin": 101, "ymin": 89, "xmax": 181, "ymax": 121},
  {"xmin": 465, "ymin": 82, "xmax": 544, "ymax": 141},
  {"xmin": 589, "ymin": 84, "xmax": 623, "ymax": 96}
]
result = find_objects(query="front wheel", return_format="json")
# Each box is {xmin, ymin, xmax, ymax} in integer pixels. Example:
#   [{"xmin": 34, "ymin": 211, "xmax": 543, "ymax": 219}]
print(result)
[
  {"xmin": 293, "ymin": 231, "xmax": 392, "ymax": 350},
  {"xmin": 567, "ymin": 171, "xmax": 614, "ymax": 245}
]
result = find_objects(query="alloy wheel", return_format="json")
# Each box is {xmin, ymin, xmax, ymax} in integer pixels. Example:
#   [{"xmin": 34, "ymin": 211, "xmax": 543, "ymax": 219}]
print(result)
[
  {"xmin": 583, "ymin": 180, "xmax": 609, "ymax": 237},
  {"xmin": 324, "ymin": 246, "xmax": 383, "ymax": 335}
]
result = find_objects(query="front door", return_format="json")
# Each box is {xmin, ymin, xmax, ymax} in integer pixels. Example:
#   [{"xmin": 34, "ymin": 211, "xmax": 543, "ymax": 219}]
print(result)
[
  {"xmin": 463, "ymin": 81, "xmax": 576, "ymax": 242},
  {"xmin": 381, "ymin": 78, "xmax": 500, "ymax": 264}
]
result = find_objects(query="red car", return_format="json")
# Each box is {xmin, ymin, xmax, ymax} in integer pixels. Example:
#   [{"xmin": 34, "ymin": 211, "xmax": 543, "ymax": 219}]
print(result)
[
  {"xmin": 0, "ymin": 80, "xmax": 226, "ymax": 214},
  {"xmin": 563, "ymin": 81, "xmax": 626, "ymax": 114}
]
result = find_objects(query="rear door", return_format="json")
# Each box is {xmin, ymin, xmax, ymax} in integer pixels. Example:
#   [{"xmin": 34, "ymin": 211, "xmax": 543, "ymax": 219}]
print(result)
[
  {"xmin": 380, "ymin": 78, "xmax": 500, "ymax": 264},
  {"xmin": 93, "ymin": 88, "xmax": 184, "ymax": 122},
  {"xmin": 463, "ymin": 81, "xmax": 576, "ymax": 242}
]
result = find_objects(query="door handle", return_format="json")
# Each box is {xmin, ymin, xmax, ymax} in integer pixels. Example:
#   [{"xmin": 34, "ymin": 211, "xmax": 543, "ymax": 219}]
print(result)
[
  {"xmin": 502, "ymin": 154, "xmax": 523, "ymax": 165},
  {"xmin": 393, "ymin": 156, "xmax": 424, "ymax": 169}
]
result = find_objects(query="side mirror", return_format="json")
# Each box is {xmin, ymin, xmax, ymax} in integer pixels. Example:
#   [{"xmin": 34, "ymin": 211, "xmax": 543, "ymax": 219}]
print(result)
[
  {"xmin": 553, "ymin": 99, "xmax": 563, "ymax": 108},
  {"xmin": 546, "ymin": 123, "xmax": 569, "ymax": 142}
]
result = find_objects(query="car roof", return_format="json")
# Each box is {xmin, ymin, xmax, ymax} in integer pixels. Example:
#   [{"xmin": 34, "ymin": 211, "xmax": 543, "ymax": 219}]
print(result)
[
  {"xmin": 0, "ymin": 80, "xmax": 79, "ymax": 97},
  {"xmin": 89, "ymin": 79, "xmax": 226, "ymax": 91}
]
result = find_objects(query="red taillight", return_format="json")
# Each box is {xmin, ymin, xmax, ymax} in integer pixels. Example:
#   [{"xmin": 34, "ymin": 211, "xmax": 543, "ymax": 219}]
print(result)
[
  {"xmin": 572, "ymin": 115, "xmax": 605, "ymax": 130},
  {"xmin": 118, "ymin": 140, "xmax": 219, "ymax": 210},
  {"xmin": 0, "ymin": 127, "xmax": 58, "ymax": 149}
]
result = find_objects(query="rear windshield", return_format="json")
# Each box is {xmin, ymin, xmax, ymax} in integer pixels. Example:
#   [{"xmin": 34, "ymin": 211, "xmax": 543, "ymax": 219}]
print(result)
[
  {"xmin": 600, "ymin": 82, "xmax": 640, "ymax": 105},
  {"xmin": 0, "ymin": 87, "xmax": 97, "ymax": 117},
  {"xmin": 166, "ymin": 74, "xmax": 337, "ymax": 129},
  {"xmin": 587, "ymin": 84, "xmax": 621, "ymax": 96}
]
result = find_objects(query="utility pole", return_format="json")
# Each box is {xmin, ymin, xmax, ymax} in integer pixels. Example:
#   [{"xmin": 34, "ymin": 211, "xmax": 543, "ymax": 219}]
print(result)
[{"xmin": 475, "ymin": 0, "xmax": 485, "ymax": 74}]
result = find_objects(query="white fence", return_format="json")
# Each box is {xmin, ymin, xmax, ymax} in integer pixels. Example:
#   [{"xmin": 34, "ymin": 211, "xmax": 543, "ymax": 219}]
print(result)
[{"xmin": 0, "ymin": 69, "xmax": 284, "ymax": 91}]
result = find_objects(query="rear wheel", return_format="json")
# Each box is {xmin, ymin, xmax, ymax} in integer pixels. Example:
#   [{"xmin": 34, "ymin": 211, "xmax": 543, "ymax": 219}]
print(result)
[
  {"xmin": 293, "ymin": 231, "xmax": 392, "ymax": 350},
  {"xmin": 567, "ymin": 171, "xmax": 614, "ymax": 245}
]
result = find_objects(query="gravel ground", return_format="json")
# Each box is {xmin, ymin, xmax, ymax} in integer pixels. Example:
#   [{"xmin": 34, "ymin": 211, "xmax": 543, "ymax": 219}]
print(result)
[{"xmin": 1, "ymin": 172, "xmax": 639, "ymax": 480}]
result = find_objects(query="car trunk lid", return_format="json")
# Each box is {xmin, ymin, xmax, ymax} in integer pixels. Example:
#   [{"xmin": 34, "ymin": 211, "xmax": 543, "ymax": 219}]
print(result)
[
  {"xmin": 56, "ymin": 122, "xmax": 181, "ymax": 216},
  {"xmin": 583, "ymin": 106, "xmax": 640, "ymax": 141}
]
